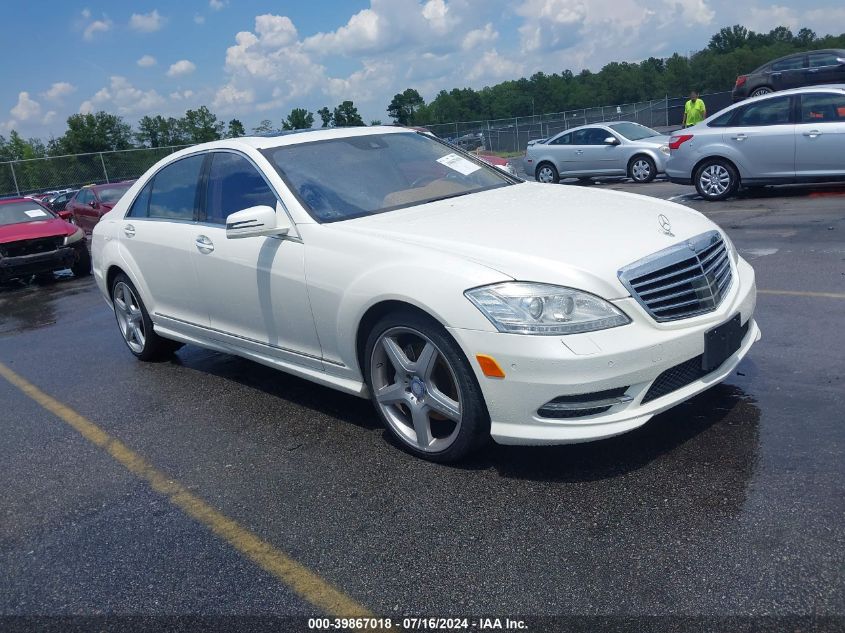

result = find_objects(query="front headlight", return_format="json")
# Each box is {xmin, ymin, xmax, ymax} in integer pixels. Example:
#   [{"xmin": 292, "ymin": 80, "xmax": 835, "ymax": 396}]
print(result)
[
  {"xmin": 465, "ymin": 282, "xmax": 631, "ymax": 335},
  {"xmin": 659, "ymin": 145, "xmax": 670, "ymax": 155},
  {"xmin": 63, "ymin": 227, "xmax": 84, "ymax": 246}
]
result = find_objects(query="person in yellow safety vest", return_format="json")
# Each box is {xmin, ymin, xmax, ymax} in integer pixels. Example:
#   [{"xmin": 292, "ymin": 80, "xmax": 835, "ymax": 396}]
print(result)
[{"xmin": 682, "ymin": 90, "xmax": 707, "ymax": 128}]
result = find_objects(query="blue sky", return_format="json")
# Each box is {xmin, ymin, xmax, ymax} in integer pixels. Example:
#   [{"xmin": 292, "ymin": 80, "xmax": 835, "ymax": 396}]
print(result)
[{"xmin": 3, "ymin": 0, "xmax": 844, "ymax": 139}]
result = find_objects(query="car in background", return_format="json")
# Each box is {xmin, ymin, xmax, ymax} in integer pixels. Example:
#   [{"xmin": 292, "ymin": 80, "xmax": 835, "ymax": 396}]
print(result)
[
  {"xmin": 474, "ymin": 151, "xmax": 518, "ymax": 176},
  {"xmin": 524, "ymin": 121, "xmax": 670, "ymax": 184},
  {"xmin": 0, "ymin": 197, "xmax": 90, "ymax": 281},
  {"xmin": 92, "ymin": 126, "xmax": 758, "ymax": 463},
  {"xmin": 666, "ymin": 85, "xmax": 845, "ymax": 201},
  {"xmin": 66, "ymin": 181, "xmax": 135, "ymax": 233},
  {"xmin": 45, "ymin": 189, "xmax": 78, "ymax": 214},
  {"xmin": 732, "ymin": 49, "xmax": 845, "ymax": 101}
]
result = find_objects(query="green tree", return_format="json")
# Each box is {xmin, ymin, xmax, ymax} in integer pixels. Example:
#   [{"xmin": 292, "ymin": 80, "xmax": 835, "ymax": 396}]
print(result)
[
  {"xmin": 317, "ymin": 107, "xmax": 333, "ymax": 128},
  {"xmin": 57, "ymin": 112, "xmax": 133, "ymax": 154},
  {"xmin": 387, "ymin": 88, "xmax": 425, "ymax": 125},
  {"xmin": 227, "ymin": 118, "xmax": 246, "ymax": 138},
  {"xmin": 252, "ymin": 119, "xmax": 274, "ymax": 134},
  {"xmin": 282, "ymin": 108, "xmax": 315, "ymax": 130},
  {"xmin": 333, "ymin": 101, "xmax": 365, "ymax": 127},
  {"xmin": 370, "ymin": 119, "xmax": 382, "ymax": 126},
  {"xmin": 136, "ymin": 115, "xmax": 187, "ymax": 147},
  {"xmin": 180, "ymin": 106, "xmax": 224, "ymax": 143}
]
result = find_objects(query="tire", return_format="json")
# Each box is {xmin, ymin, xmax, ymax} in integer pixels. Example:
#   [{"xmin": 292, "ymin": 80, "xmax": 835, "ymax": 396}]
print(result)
[
  {"xmin": 535, "ymin": 162, "xmax": 559, "ymax": 184},
  {"xmin": 750, "ymin": 86, "xmax": 773, "ymax": 97},
  {"xmin": 694, "ymin": 159, "xmax": 739, "ymax": 201},
  {"xmin": 628, "ymin": 155, "xmax": 657, "ymax": 183},
  {"xmin": 111, "ymin": 273, "xmax": 183, "ymax": 361},
  {"xmin": 363, "ymin": 309, "xmax": 489, "ymax": 463},
  {"xmin": 71, "ymin": 245, "xmax": 91, "ymax": 277}
]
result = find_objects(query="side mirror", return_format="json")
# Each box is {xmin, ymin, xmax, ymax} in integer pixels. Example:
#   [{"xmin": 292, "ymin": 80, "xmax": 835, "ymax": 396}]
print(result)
[
  {"xmin": 226, "ymin": 205, "xmax": 291, "ymax": 239},
  {"xmin": 604, "ymin": 136, "xmax": 620, "ymax": 145},
  {"xmin": 89, "ymin": 200, "xmax": 98, "ymax": 208},
  {"xmin": 58, "ymin": 210, "xmax": 72, "ymax": 221}
]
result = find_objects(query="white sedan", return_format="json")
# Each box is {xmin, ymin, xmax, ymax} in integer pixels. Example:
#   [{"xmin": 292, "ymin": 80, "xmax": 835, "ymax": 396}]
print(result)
[{"xmin": 92, "ymin": 126, "xmax": 760, "ymax": 463}]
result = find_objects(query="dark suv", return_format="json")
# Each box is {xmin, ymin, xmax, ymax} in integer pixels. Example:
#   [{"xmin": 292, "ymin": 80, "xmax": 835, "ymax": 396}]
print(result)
[{"xmin": 732, "ymin": 49, "xmax": 845, "ymax": 101}]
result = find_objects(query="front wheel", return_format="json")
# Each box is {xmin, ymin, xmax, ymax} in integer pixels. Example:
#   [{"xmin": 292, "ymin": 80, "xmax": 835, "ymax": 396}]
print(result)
[
  {"xmin": 364, "ymin": 311, "xmax": 489, "ymax": 463},
  {"xmin": 111, "ymin": 273, "xmax": 182, "ymax": 361},
  {"xmin": 694, "ymin": 159, "xmax": 739, "ymax": 201},
  {"xmin": 629, "ymin": 155, "xmax": 657, "ymax": 183},
  {"xmin": 535, "ymin": 162, "xmax": 559, "ymax": 184}
]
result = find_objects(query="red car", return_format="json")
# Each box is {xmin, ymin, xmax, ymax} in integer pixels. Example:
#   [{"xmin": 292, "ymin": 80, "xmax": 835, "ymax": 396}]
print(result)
[
  {"xmin": 66, "ymin": 181, "xmax": 135, "ymax": 234},
  {"xmin": 0, "ymin": 198, "xmax": 90, "ymax": 281}
]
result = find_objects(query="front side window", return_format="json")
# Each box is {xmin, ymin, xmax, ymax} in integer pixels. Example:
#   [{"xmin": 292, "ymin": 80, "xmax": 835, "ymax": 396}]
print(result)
[
  {"xmin": 204, "ymin": 152, "xmax": 277, "ymax": 225},
  {"xmin": 800, "ymin": 93, "xmax": 845, "ymax": 123},
  {"xmin": 809, "ymin": 53, "xmax": 839, "ymax": 68},
  {"xmin": 734, "ymin": 97, "xmax": 791, "ymax": 126},
  {"xmin": 262, "ymin": 132, "xmax": 511, "ymax": 223},
  {"xmin": 76, "ymin": 189, "xmax": 93, "ymax": 205},
  {"xmin": 147, "ymin": 154, "xmax": 205, "ymax": 221},
  {"xmin": 772, "ymin": 56, "xmax": 804, "ymax": 72}
]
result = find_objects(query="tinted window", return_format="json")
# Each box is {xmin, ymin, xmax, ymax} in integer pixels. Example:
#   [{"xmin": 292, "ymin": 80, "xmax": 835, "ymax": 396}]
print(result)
[
  {"xmin": 572, "ymin": 128, "xmax": 608, "ymax": 145},
  {"xmin": 127, "ymin": 182, "xmax": 153, "ymax": 218},
  {"xmin": 549, "ymin": 133, "xmax": 572, "ymax": 145},
  {"xmin": 809, "ymin": 53, "xmax": 839, "ymax": 68},
  {"xmin": 98, "ymin": 185, "xmax": 132, "ymax": 204},
  {"xmin": 148, "ymin": 155, "xmax": 204, "ymax": 221},
  {"xmin": 771, "ymin": 56, "xmax": 804, "ymax": 71},
  {"xmin": 76, "ymin": 189, "xmax": 93, "ymax": 205},
  {"xmin": 0, "ymin": 201, "xmax": 56, "ymax": 226},
  {"xmin": 800, "ymin": 93, "xmax": 845, "ymax": 123},
  {"xmin": 708, "ymin": 110, "xmax": 736, "ymax": 127},
  {"xmin": 734, "ymin": 97, "xmax": 791, "ymax": 126},
  {"xmin": 204, "ymin": 153, "xmax": 277, "ymax": 225}
]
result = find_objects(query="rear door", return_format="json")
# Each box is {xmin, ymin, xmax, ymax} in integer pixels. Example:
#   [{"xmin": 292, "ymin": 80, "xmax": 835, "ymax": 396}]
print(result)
[
  {"xmin": 769, "ymin": 55, "xmax": 807, "ymax": 91},
  {"xmin": 795, "ymin": 91, "xmax": 845, "ymax": 178},
  {"xmin": 119, "ymin": 154, "xmax": 208, "ymax": 327},
  {"xmin": 724, "ymin": 95, "xmax": 795, "ymax": 180},
  {"xmin": 805, "ymin": 52, "xmax": 845, "ymax": 85}
]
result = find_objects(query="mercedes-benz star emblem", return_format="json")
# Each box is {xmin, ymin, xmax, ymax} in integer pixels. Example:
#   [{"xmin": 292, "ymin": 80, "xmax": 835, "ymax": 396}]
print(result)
[{"xmin": 658, "ymin": 214, "xmax": 673, "ymax": 236}]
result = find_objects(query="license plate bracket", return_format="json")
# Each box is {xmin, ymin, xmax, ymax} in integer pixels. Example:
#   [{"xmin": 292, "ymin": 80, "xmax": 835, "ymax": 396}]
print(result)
[{"xmin": 702, "ymin": 313, "xmax": 743, "ymax": 372}]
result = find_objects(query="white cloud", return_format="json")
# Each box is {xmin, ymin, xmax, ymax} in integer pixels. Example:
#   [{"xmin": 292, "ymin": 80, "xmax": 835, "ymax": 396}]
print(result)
[
  {"xmin": 462, "ymin": 23, "xmax": 498, "ymax": 50},
  {"xmin": 81, "ymin": 76, "xmax": 165, "ymax": 115},
  {"xmin": 83, "ymin": 18, "xmax": 112, "ymax": 41},
  {"xmin": 10, "ymin": 92, "xmax": 41, "ymax": 121},
  {"xmin": 170, "ymin": 90, "xmax": 195, "ymax": 101},
  {"xmin": 137, "ymin": 55, "xmax": 157, "ymax": 67},
  {"xmin": 167, "ymin": 60, "xmax": 197, "ymax": 77},
  {"xmin": 467, "ymin": 49, "xmax": 524, "ymax": 82},
  {"xmin": 210, "ymin": 0, "xmax": 227, "ymax": 10},
  {"xmin": 194, "ymin": 14, "xmax": 206, "ymax": 24},
  {"xmin": 129, "ymin": 10, "xmax": 166, "ymax": 33},
  {"xmin": 81, "ymin": 8, "xmax": 91, "ymax": 19},
  {"xmin": 42, "ymin": 111, "xmax": 57, "ymax": 125},
  {"xmin": 746, "ymin": 4, "xmax": 845, "ymax": 33},
  {"xmin": 42, "ymin": 82, "xmax": 76, "ymax": 101}
]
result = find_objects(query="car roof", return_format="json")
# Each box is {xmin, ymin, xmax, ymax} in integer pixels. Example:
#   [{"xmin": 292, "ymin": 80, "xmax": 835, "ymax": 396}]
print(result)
[{"xmin": 755, "ymin": 49, "xmax": 845, "ymax": 72}]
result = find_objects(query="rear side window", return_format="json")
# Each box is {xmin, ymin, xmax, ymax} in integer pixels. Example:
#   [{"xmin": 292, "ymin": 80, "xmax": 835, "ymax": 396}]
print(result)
[
  {"xmin": 127, "ymin": 182, "xmax": 153, "ymax": 218},
  {"xmin": 147, "ymin": 155, "xmax": 205, "ymax": 221},
  {"xmin": 771, "ymin": 56, "xmax": 804, "ymax": 71},
  {"xmin": 708, "ymin": 110, "xmax": 736, "ymax": 127},
  {"xmin": 809, "ymin": 53, "xmax": 839, "ymax": 68},
  {"xmin": 204, "ymin": 152, "xmax": 277, "ymax": 225},
  {"xmin": 734, "ymin": 97, "xmax": 791, "ymax": 126},
  {"xmin": 800, "ymin": 93, "xmax": 845, "ymax": 123}
]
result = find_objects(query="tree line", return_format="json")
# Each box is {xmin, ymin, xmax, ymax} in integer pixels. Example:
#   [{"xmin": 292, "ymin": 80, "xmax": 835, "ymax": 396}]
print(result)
[{"xmin": 2, "ymin": 23, "xmax": 843, "ymax": 163}]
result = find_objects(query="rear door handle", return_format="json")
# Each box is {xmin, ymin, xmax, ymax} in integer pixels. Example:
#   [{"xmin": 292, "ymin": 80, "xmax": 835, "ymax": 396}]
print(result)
[
  {"xmin": 803, "ymin": 129, "xmax": 822, "ymax": 138},
  {"xmin": 731, "ymin": 133, "xmax": 747, "ymax": 141},
  {"xmin": 123, "ymin": 224, "xmax": 135, "ymax": 238},
  {"xmin": 195, "ymin": 235, "xmax": 214, "ymax": 254}
]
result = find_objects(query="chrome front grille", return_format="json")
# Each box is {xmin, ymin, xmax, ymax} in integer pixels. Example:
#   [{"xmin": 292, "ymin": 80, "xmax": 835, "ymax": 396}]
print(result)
[{"xmin": 618, "ymin": 230, "xmax": 733, "ymax": 322}]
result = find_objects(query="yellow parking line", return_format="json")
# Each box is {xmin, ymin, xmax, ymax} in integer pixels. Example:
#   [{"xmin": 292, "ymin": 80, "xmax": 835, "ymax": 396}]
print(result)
[
  {"xmin": 0, "ymin": 361, "xmax": 373, "ymax": 619},
  {"xmin": 758, "ymin": 289, "xmax": 845, "ymax": 299}
]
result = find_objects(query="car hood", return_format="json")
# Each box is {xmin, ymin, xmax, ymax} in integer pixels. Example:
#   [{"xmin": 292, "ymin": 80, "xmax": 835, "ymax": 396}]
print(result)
[
  {"xmin": 340, "ymin": 182, "xmax": 718, "ymax": 298},
  {"xmin": 0, "ymin": 218, "xmax": 76, "ymax": 245}
]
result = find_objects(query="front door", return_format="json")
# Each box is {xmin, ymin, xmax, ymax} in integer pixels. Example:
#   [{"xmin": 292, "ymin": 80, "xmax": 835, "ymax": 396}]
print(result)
[{"xmin": 191, "ymin": 151, "xmax": 323, "ymax": 368}]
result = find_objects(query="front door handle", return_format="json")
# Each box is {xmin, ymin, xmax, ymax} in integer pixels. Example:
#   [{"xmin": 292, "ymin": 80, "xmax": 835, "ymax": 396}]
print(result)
[
  {"xmin": 575, "ymin": 149, "xmax": 584, "ymax": 155},
  {"xmin": 803, "ymin": 129, "xmax": 822, "ymax": 138},
  {"xmin": 195, "ymin": 235, "xmax": 214, "ymax": 254},
  {"xmin": 123, "ymin": 224, "xmax": 136, "ymax": 238},
  {"xmin": 731, "ymin": 133, "xmax": 747, "ymax": 142}
]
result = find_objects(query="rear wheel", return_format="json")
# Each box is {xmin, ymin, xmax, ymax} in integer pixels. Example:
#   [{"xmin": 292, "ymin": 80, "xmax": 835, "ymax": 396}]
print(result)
[
  {"xmin": 694, "ymin": 159, "xmax": 739, "ymax": 201},
  {"xmin": 535, "ymin": 162, "xmax": 559, "ymax": 184},
  {"xmin": 111, "ymin": 273, "xmax": 182, "ymax": 361},
  {"xmin": 364, "ymin": 310, "xmax": 489, "ymax": 463},
  {"xmin": 629, "ymin": 155, "xmax": 657, "ymax": 183},
  {"xmin": 750, "ymin": 86, "xmax": 773, "ymax": 97}
]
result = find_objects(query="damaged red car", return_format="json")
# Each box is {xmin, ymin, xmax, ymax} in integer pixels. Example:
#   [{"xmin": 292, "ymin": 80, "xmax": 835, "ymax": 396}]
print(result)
[{"xmin": 0, "ymin": 197, "xmax": 91, "ymax": 281}]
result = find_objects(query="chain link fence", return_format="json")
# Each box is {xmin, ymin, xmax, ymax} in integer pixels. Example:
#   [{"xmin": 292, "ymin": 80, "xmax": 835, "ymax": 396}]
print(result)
[
  {"xmin": 425, "ymin": 91, "xmax": 732, "ymax": 153},
  {"xmin": 0, "ymin": 145, "xmax": 191, "ymax": 198}
]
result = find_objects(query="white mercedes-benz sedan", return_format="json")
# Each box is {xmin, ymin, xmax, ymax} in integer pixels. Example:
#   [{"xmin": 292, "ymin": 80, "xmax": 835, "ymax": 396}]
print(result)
[{"xmin": 92, "ymin": 126, "xmax": 760, "ymax": 463}]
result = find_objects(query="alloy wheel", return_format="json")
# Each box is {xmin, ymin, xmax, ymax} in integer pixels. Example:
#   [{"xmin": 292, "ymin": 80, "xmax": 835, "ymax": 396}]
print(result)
[
  {"xmin": 113, "ymin": 281, "xmax": 146, "ymax": 354},
  {"xmin": 370, "ymin": 327, "xmax": 463, "ymax": 453},
  {"xmin": 699, "ymin": 164, "xmax": 731, "ymax": 197}
]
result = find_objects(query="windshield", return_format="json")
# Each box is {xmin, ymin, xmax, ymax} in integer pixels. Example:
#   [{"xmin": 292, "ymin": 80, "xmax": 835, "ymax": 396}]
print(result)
[
  {"xmin": 98, "ymin": 185, "xmax": 131, "ymax": 204},
  {"xmin": 262, "ymin": 132, "xmax": 513, "ymax": 222},
  {"xmin": 0, "ymin": 201, "xmax": 56, "ymax": 226},
  {"xmin": 608, "ymin": 122, "xmax": 660, "ymax": 141}
]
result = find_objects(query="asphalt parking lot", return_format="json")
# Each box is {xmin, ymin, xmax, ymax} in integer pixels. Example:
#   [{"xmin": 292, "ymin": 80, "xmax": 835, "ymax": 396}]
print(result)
[{"xmin": 1, "ymin": 177, "xmax": 844, "ymax": 631}]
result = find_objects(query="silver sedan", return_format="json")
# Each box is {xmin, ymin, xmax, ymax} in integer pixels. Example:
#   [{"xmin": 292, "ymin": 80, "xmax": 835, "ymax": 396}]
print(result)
[
  {"xmin": 524, "ymin": 122, "xmax": 670, "ymax": 184},
  {"xmin": 666, "ymin": 84, "xmax": 845, "ymax": 201}
]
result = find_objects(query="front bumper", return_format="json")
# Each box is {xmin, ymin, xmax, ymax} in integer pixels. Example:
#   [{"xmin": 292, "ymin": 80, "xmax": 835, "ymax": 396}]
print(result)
[
  {"xmin": 448, "ymin": 257, "xmax": 759, "ymax": 445},
  {"xmin": 0, "ymin": 246, "xmax": 78, "ymax": 280}
]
